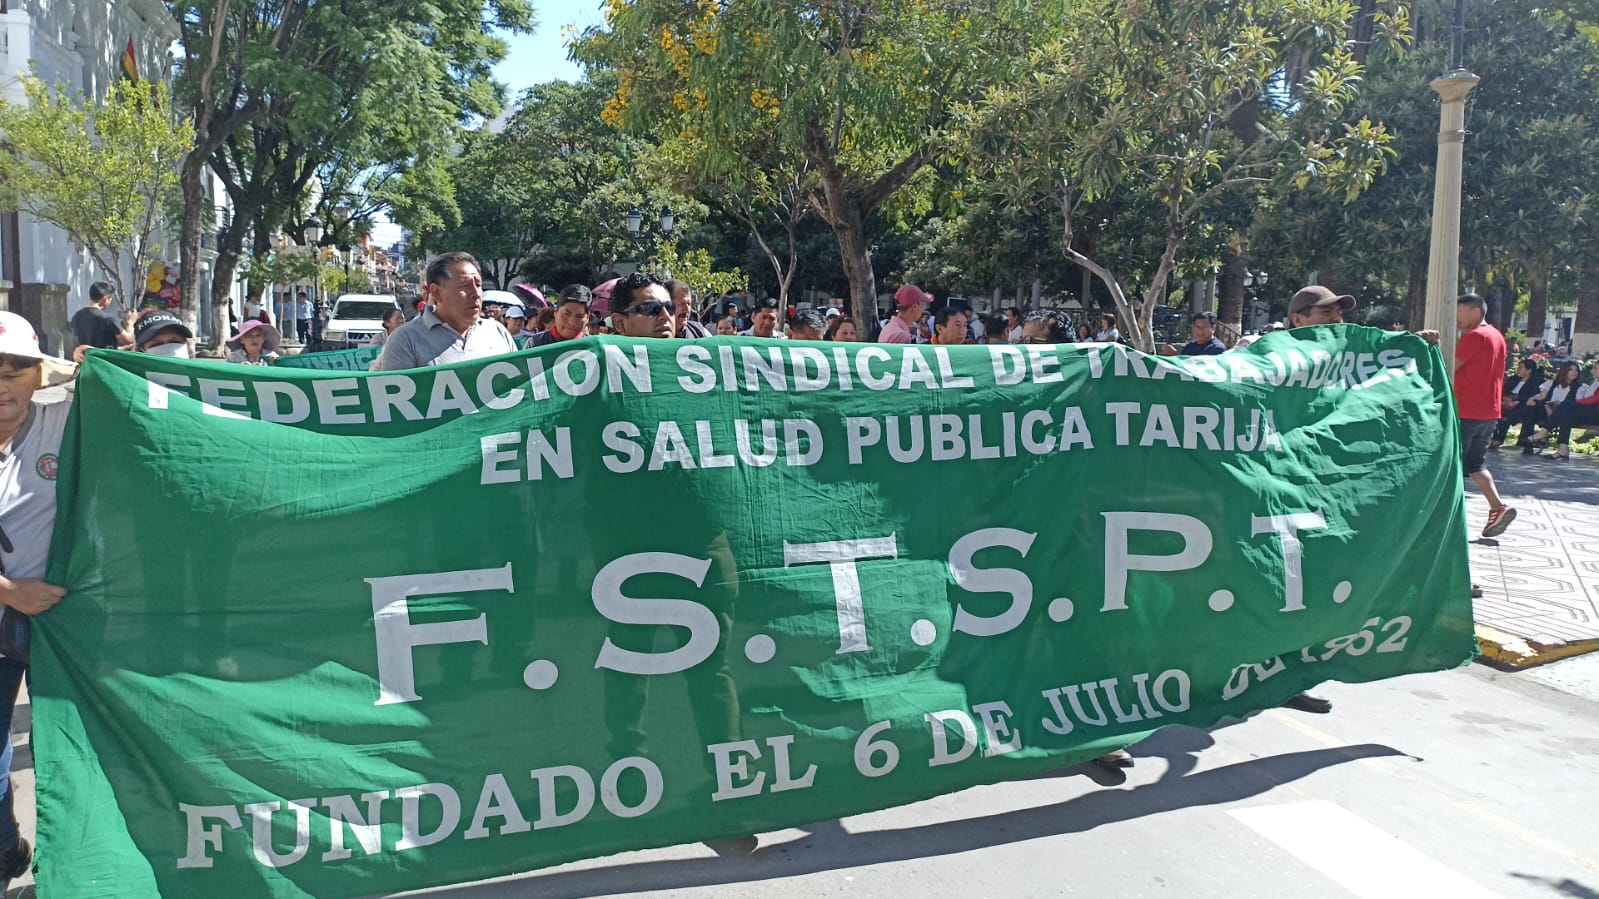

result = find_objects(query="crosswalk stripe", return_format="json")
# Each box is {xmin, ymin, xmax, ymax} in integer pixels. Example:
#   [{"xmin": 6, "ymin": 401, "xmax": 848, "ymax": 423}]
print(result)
[{"xmin": 1229, "ymin": 800, "xmax": 1502, "ymax": 899}]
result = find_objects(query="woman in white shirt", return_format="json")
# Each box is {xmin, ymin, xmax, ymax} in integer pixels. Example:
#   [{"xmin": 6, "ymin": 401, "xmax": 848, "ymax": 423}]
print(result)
[
  {"xmin": 1542, "ymin": 361, "xmax": 1599, "ymax": 460},
  {"xmin": 1094, "ymin": 313, "xmax": 1120, "ymax": 343}
]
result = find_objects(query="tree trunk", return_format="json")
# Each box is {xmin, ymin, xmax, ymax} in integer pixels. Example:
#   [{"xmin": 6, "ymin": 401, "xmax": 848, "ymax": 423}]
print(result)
[
  {"xmin": 178, "ymin": 154, "xmax": 209, "ymax": 336},
  {"xmin": 1217, "ymin": 233, "xmax": 1245, "ymax": 343},
  {"xmin": 209, "ymin": 215, "xmax": 251, "ymax": 345},
  {"xmin": 1574, "ymin": 263, "xmax": 1599, "ymax": 355},
  {"xmin": 1406, "ymin": 254, "xmax": 1427, "ymax": 332},
  {"xmin": 834, "ymin": 205, "xmax": 877, "ymax": 336},
  {"xmin": 1492, "ymin": 285, "xmax": 1514, "ymax": 333},
  {"xmin": 1526, "ymin": 266, "xmax": 1550, "ymax": 346}
]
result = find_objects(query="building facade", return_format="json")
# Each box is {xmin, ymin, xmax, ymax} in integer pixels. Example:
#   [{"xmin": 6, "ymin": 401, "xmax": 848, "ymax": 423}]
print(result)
[{"xmin": 0, "ymin": 0, "xmax": 231, "ymax": 353}]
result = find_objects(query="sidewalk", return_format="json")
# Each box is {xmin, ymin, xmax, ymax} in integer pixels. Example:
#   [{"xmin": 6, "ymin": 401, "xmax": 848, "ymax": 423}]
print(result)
[{"xmin": 1464, "ymin": 448, "xmax": 1599, "ymax": 668}]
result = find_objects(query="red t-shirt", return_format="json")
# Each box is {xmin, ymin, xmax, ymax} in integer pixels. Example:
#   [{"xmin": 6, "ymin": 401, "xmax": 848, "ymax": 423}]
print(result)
[{"xmin": 1455, "ymin": 324, "xmax": 1506, "ymax": 421}]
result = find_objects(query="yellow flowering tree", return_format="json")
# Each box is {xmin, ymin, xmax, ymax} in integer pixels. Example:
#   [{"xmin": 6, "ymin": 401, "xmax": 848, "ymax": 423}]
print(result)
[{"xmin": 577, "ymin": 0, "xmax": 1048, "ymax": 333}]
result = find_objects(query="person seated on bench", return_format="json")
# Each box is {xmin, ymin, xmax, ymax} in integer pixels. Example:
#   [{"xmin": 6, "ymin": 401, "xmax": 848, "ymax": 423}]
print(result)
[
  {"xmin": 1541, "ymin": 360, "xmax": 1599, "ymax": 461},
  {"xmin": 1493, "ymin": 358, "xmax": 1551, "ymax": 454}
]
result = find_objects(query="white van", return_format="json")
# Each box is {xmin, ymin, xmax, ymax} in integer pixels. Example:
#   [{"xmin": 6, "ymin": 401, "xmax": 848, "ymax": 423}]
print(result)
[{"xmin": 322, "ymin": 294, "xmax": 401, "ymax": 349}]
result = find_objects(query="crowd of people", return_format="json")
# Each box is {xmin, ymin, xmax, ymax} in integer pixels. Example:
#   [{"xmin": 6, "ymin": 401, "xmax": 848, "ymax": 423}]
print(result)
[
  {"xmin": 0, "ymin": 253, "xmax": 1557, "ymax": 883},
  {"xmin": 1492, "ymin": 356, "xmax": 1599, "ymax": 460}
]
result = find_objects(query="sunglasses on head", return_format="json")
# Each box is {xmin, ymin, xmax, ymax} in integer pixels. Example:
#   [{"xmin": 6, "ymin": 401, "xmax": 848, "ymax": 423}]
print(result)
[
  {"xmin": 754, "ymin": 298, "xmax": 778, "ymax": 310},
  {"xmin": 620, "ymin": 300, "xmax": 672, "ymax": 317}
]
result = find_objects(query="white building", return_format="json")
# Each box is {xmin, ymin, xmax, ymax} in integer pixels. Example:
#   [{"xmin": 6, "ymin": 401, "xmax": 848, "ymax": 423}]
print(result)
[{"xmin": 0, "ymin": 0, "xmax": 237, "ymax": 352}]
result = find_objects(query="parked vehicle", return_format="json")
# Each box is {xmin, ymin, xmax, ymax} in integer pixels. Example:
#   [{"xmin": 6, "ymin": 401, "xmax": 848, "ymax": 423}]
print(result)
[{"xmin": 321, "ymin": 294, "xmax": 401, "ymax": 349}]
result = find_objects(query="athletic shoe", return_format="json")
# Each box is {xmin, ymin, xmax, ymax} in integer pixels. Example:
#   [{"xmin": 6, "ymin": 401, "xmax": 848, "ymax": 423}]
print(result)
[{"xmin": 1482, "ymin": 506, "xmax": 1517, "ymax": 538}]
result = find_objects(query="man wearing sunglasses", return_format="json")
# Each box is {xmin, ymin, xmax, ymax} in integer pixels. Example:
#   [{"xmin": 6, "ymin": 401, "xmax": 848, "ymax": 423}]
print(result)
[{"xmin": 610, "ymin": 272, "xmax": 677, "ymax": 339}]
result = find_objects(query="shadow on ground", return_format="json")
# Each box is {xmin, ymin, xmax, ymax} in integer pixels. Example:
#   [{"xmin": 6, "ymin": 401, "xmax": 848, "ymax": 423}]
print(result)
[
  {"xmin": 1482, "ymin": 452, "xmax": 1599, "ymax": 504},
  {"xmin": 404, "ymin": 726, "xmax": 1405, "ymax": 899},
  {"xmin": 1509, "ymin": 873, "xmax": 1599, "ymax": 899}
]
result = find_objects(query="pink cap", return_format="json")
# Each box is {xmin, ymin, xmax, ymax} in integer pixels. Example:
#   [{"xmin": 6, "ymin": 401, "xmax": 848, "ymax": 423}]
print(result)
[{"xmin": 894, "ymin": 284, "xmax": 932, "ymax": 309}]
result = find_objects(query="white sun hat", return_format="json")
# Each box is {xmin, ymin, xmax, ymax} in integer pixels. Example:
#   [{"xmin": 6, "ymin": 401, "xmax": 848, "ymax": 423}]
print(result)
[{"xmin": 0, "ymin": 310, "xmax": 76, "ymax": 386}]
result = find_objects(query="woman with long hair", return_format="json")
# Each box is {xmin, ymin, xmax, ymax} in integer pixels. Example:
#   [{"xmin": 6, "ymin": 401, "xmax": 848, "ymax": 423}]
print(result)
[{"xmin": 1541, "ymin": 360, "xmax": 1599, "ymax": 461}]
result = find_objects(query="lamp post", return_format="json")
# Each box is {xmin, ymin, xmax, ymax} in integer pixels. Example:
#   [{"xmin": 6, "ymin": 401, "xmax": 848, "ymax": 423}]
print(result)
[
  {"xmin": 624, "ymin": 204, "xmax": 678, "ymax": 275},
  {"xmin": 302, "ymin": 217, "xmax": 324, "ymax": 347},
  {"xmin": 1423, "ymin": 1, "xmax": 1477, "ymax": 373},
  {"xmin": 339, "ymin": 244, "xmax": 353, "ymax": 295}
]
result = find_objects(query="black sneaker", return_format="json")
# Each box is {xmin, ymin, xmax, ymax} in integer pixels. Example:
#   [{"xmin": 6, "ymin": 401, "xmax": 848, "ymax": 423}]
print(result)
[
  {"xmin": 0, "ymin": 837, "xmax": 32, "ymax": 892},
  {"xmin": 1282, "ymin": 691, "xmax": 1333, "ymax": 714}
]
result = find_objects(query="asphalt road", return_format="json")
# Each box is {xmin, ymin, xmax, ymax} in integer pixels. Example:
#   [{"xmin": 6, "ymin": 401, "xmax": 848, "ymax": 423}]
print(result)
[{"xmin": 384, "ymin": 659, "xmax": 1599, "ymax": 899}]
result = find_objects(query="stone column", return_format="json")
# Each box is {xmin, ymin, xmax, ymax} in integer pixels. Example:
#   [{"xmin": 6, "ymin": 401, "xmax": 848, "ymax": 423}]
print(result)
[{"xmin": 1425, "ymin": 69, "xmax": 1480, "ymax": 372}]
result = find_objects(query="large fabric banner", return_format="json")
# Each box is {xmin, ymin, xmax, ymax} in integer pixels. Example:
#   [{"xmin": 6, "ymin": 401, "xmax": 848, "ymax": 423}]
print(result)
[
  {"xmin": 36, "ymin": 326, "xmax": 1474, "ymax": 897},
  {"xmin": 272, "ymin": 345, "xmax": 382, "ymax": 371}
]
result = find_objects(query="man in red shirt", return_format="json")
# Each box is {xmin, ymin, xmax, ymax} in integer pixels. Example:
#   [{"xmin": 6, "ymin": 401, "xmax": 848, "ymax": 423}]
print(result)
[{"xmin": 1455, "ymin": 293, "xmax": 1515, "ymax": 537}]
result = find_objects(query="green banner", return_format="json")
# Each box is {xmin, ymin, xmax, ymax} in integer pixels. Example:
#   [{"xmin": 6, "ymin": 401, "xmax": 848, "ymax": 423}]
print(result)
[
  {"xmin": 37, "ymin": 326, "xmax": 1474, "ymax": 897},
  {"xmin": 272, "ymin": 345, "xmax": 382, "ymax": 371}
]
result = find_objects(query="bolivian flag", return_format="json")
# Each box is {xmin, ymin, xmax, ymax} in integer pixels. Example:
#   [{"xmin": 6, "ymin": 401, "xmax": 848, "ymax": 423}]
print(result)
[{"xmin": 120, "ymin": 38, "xmax": 138, "ymax": 82}]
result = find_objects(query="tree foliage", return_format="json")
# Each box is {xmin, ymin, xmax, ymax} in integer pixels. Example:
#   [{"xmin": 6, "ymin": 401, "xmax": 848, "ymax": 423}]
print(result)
[
  {"xmin": 171, "ymin": 0, "xmax": 532, "ymax": 343},
  {"xmin": 966, "ymin": 0, "xmax": 1405, "ymax": 350},
  {"xmin": 577, "ymin": 0, "xmax": 1046, "ymax": 331},
  {"xmin": 402, "ymin": 78, "xmax": 710, "ymax": 288},
  {"xmin": 1255, "ymin": 0, "xmax": 1599, "ymax": 341},
  {"xmin": 0, "ymin": 75, "xmax": 193, "ymax": 306}
]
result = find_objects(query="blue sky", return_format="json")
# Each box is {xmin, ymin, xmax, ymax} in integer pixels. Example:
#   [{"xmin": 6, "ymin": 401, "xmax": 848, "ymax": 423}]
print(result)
[{"xmin": 492, "ymin": 0, "xmax": 604, "ymax": 98}]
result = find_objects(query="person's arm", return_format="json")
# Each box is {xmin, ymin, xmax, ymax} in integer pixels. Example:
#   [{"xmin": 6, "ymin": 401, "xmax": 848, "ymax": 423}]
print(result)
[
  {"xmin": 0, "ymin": 576, "xmax": 66, "ymax": 615},
  {"xmin": 1451, "ymin": 330, "xmax": 1483, "ymax": 373}
]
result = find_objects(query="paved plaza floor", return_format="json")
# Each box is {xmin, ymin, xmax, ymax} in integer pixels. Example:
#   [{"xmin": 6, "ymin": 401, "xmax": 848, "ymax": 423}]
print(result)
[{"xmin": 1465, "ymin": 447, "xmax": 1599, "ymax": 666}]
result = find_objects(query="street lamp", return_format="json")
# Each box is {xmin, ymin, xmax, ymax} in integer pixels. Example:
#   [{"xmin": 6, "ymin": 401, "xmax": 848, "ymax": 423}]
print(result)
[
  {"xmin": 301, "ymin": 218, "xmax": 325, "ymax": 346},
  {"xmin": 659, "ymin": 205, "xmax": 674, "ymax": 235},
  {"xmin": 1424, "ymin": 0, "xmax": 1477, "ymax": 371},
  {"xmin": 338, "ymin": 244, "xmax": 353, "ymax": 294},
  {"xmin": 625, "ymin": 206, "xmax": 642, "ymax": 237}
]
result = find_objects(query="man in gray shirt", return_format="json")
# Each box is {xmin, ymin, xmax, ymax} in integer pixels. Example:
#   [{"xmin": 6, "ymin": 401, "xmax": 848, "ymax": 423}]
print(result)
[{"xmin": 374, "ymin": 251, "xmax": 518, "ymax": 371}]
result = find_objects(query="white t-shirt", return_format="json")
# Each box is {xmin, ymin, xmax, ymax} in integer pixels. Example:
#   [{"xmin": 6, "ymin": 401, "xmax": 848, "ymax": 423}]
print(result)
[{"xmin": 0, "ymin": 400, "xmax": 70, "ymax": 582}]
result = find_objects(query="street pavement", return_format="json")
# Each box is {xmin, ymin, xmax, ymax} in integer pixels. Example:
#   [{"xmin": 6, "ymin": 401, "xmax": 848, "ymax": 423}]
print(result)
[
  {"xmin": 384, "ymin": 661, "xmax": 1599, "ymax": 899},
  {"xmin": 10, "ymin": 659, "xmax": 1596, "ymax": 898},
  {"xmin": 1466, "ymin": 448, "xmax": 1599, "ymax": 666}
]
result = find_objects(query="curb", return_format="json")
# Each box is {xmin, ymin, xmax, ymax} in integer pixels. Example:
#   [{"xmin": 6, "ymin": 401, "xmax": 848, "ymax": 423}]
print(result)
[{"xmin": 1474, "ymin": 624, "xmax": 1599, "ymax": 670}]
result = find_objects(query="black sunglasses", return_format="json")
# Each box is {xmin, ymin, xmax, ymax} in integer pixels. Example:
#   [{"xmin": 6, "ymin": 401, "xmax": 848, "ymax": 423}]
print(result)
[
  {"xmin": 620, "ymin": 300, "xmax": 672, "ymax": 317},
  {"xmin": 753, "ymin": 298, "xmax": 779, "ymax": 310}
]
